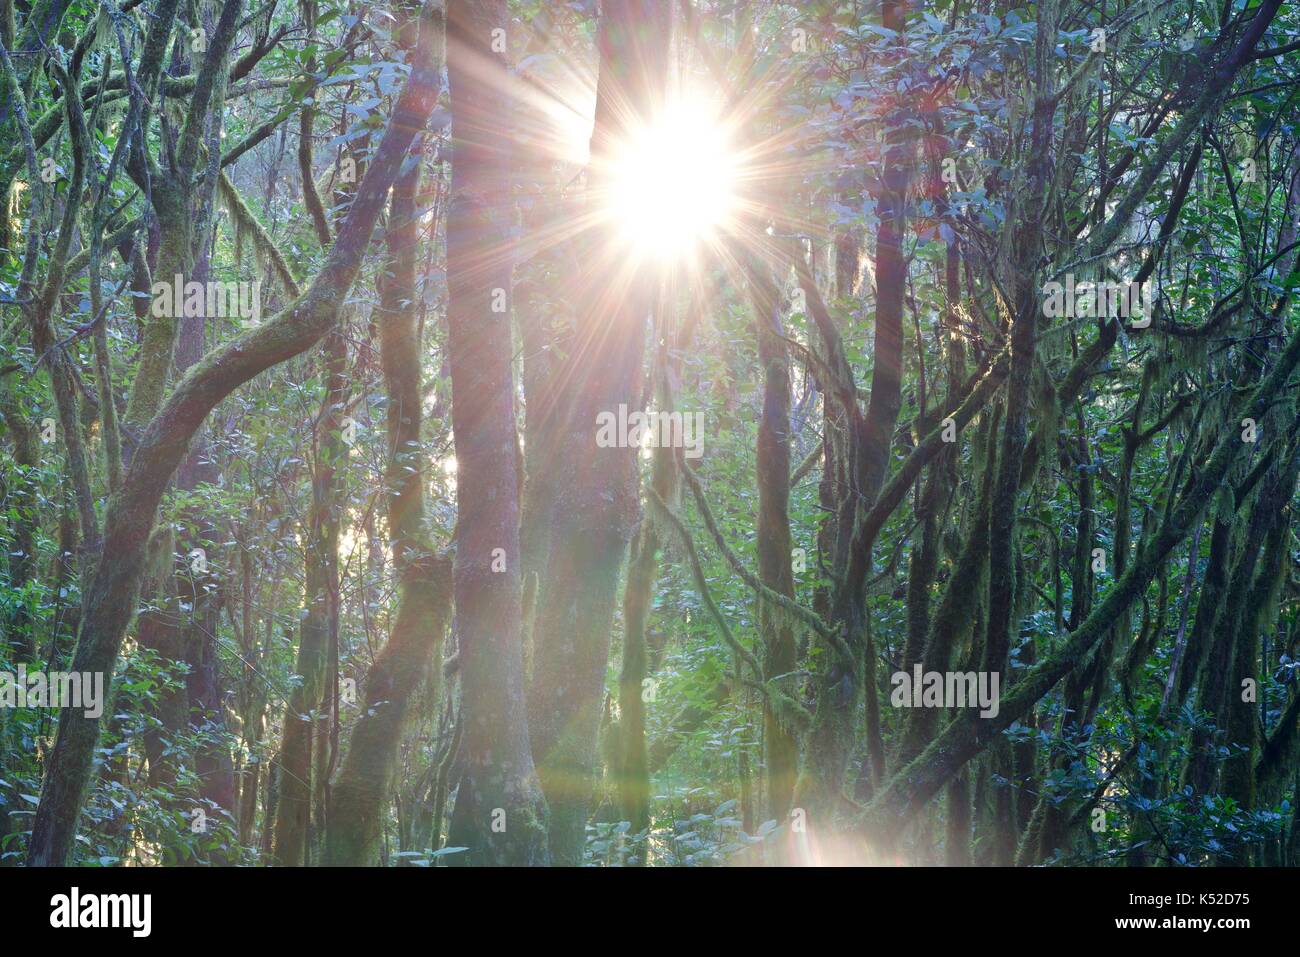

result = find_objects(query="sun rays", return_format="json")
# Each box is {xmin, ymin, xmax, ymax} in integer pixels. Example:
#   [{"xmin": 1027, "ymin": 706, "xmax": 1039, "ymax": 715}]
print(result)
[
  {"xmin": 480, "ymin": 14, "xmax": 828, "ymax": 314},
  {"xmin": 603, "ymin": 95, "xmax": 741, "ymax": 261}
]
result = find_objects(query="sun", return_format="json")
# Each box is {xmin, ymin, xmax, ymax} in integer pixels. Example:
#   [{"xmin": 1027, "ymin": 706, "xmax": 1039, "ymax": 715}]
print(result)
[{"xmin": 606, "ymin": 98, "xmax": 739, "ymax": 261}]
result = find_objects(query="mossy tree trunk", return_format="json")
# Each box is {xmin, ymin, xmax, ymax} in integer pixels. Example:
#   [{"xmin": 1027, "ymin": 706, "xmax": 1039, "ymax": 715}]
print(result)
[
  {"xmin": 273, "ymin": 331, "xmax": 348, "ymax": 866},
  {"xmin": 442, "ymin": 0, "xmax": 549, "ymax": 867},
  {"xmin": 324, "ymin": 6, "xmax": 451, "ymax": 862}
]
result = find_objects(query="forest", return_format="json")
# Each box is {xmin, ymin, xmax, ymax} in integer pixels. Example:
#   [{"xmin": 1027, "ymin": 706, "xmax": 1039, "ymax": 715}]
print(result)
[{"xmin": 1, "ymin": 0, "xmax": 1299, "ymax": 870}]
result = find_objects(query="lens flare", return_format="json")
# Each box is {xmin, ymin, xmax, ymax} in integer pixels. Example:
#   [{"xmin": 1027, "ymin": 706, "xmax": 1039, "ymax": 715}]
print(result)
[{"xmin": 607, "ymin": 100, "xmax": 738, "ymax": 260}]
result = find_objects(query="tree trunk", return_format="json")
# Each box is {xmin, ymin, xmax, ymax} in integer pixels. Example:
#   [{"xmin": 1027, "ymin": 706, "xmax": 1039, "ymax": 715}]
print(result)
[
  {"xmin": 273, "ymin": 331, "xmax": 348, "ymax": 866},
  {"xmin": 442, "ymin": 0, "xmax": 549, "ymax": 867},
  {"xmin": 527, "ymin": 0, "xmax": 671, "ymax": 865},
  {"xmin": 325, "ymin": 26, "xmax": 454, "ymax": 855}
]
